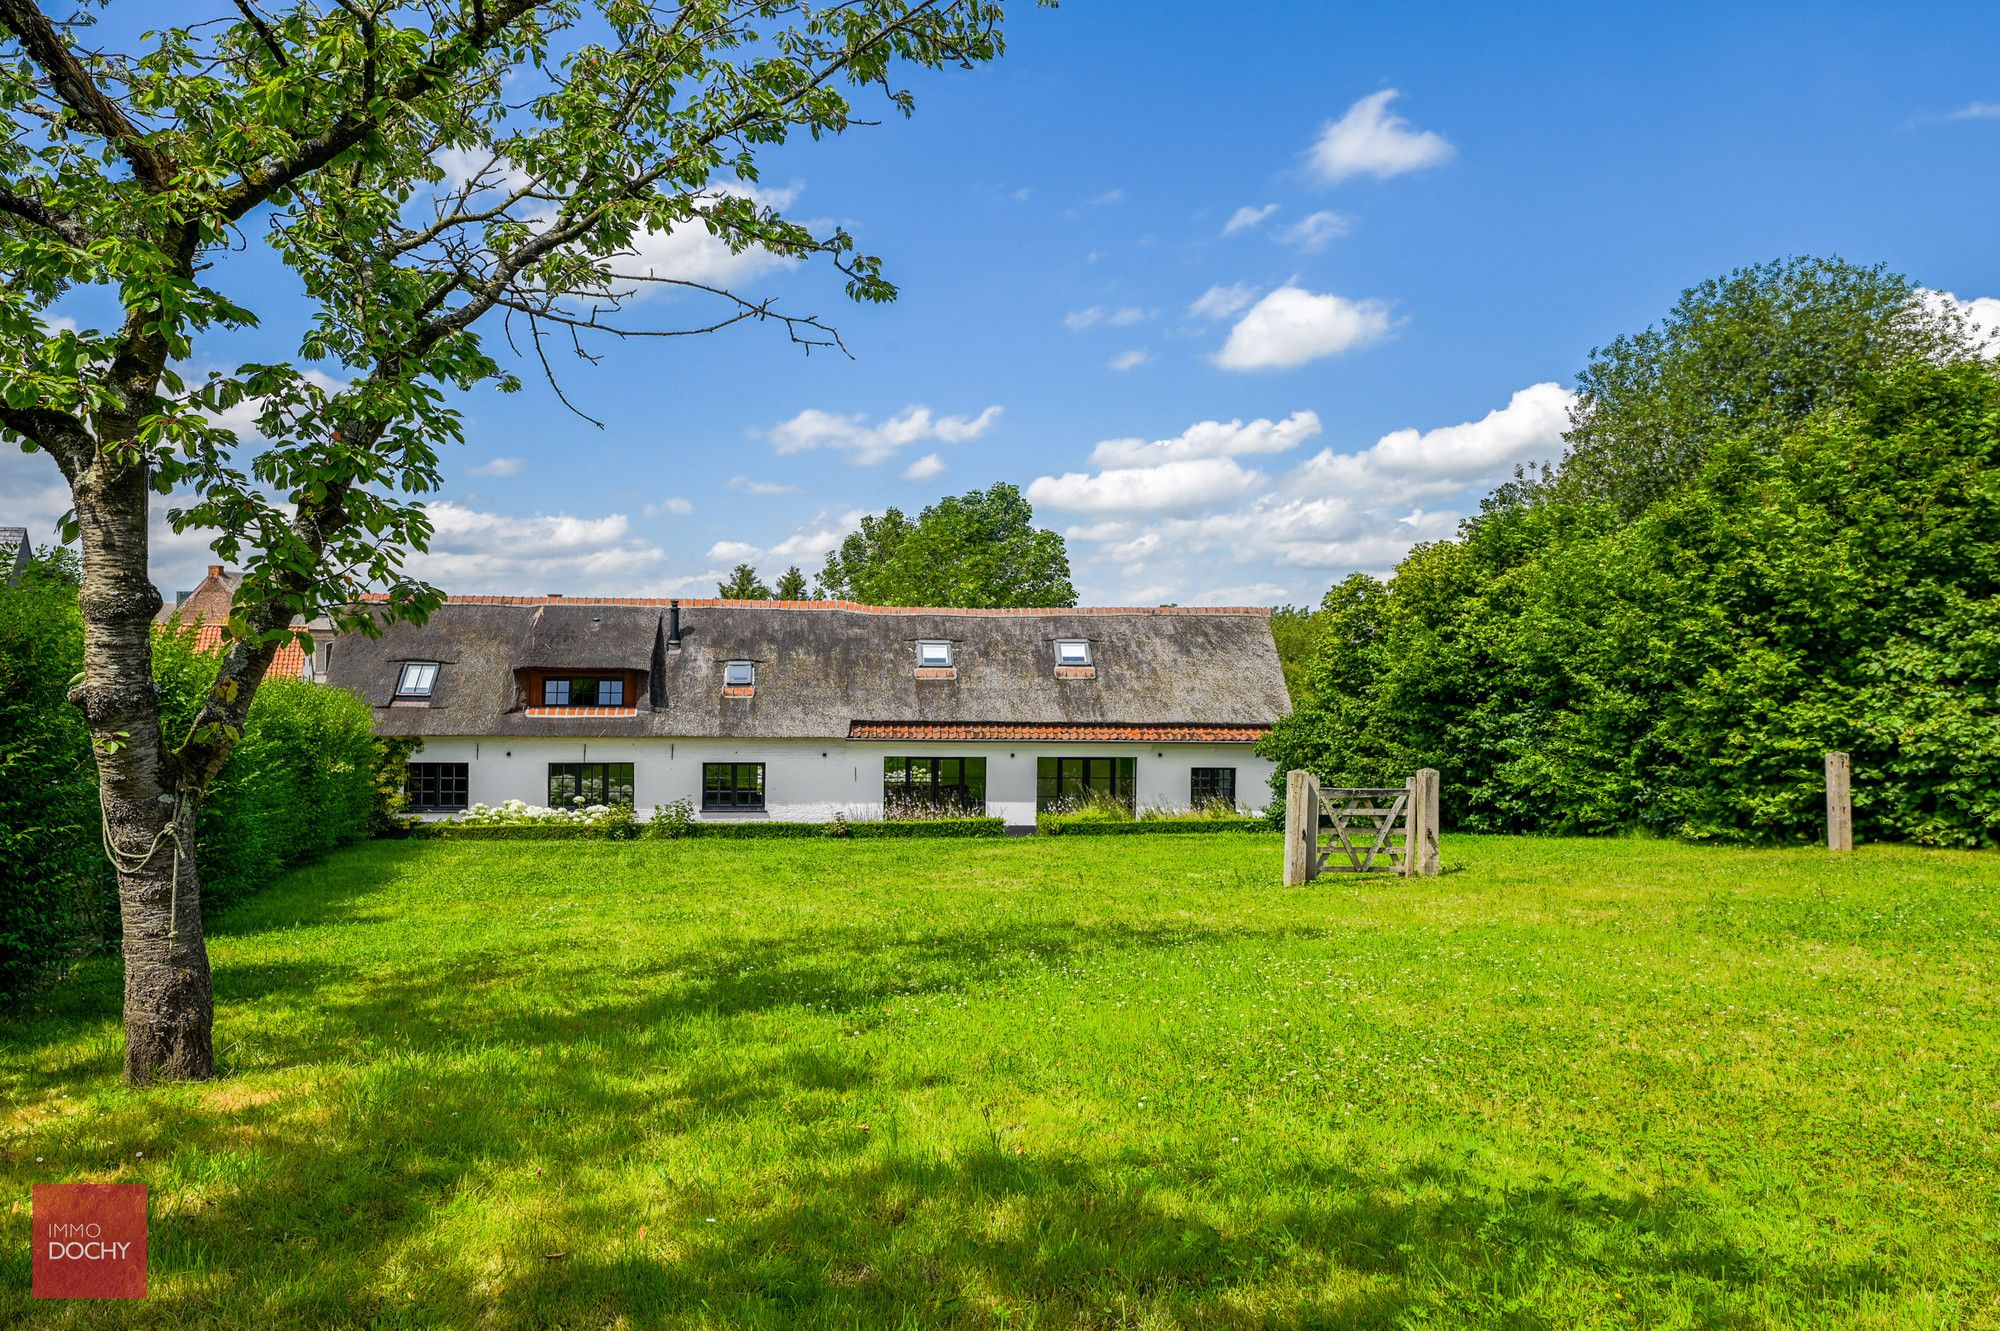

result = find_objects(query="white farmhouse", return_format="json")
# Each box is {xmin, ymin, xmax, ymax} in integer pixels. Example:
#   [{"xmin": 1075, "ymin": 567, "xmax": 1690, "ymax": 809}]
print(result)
[{"xmin": 326, "ymin": 596, "xmax": 1289, "ymax": 827}]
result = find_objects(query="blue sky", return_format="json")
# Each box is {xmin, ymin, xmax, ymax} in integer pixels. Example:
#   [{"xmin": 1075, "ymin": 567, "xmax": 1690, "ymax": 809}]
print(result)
[{"xmin": 7, "ymin": 1, "xmax": 1999, "ymax": 604}]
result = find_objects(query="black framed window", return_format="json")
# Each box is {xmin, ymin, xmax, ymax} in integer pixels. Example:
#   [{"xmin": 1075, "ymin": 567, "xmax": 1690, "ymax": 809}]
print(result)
[
  {"xmin": 1190, "ymin": 767, "xmax": 1237, "ymax": 807},
  {"xmin": 406, "ymin": 762, "xmax": 468, "ymax": 811},
  {"xmin": 703, "ymin": 762, "xmax": 766, "ymax": 811},
  {"xmin": 883, "ymin": 756, "xmax": 987, "ymax": 815},
  {"xmin": 1035, "ymin": 756, "xmax": 1137, "ymax": 812},
  {"xmin": 547, "ymin": 762, "xmax": 635, "ymax": 807},
  {"xmin": 542, "ymin": 676, "xmax": 625, "ymax": 707}
]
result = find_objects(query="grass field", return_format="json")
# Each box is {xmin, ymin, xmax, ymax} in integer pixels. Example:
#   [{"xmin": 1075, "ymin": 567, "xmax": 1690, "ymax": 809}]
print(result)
[{"xmin": 3, "ymin": 835, "xmax": 1997, "ymax": 1328}]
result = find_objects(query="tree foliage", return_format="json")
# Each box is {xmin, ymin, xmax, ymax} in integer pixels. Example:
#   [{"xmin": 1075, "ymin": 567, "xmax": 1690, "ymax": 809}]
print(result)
[
  {"xmin": 716, "ymin": 562, "xmax": 770, "ymax": 599},
  {"xmin": 773, "ymin": 565, "xmax": 808, "ymax": 600},
  {"xmin": 1263, "ymin": 360, "xmax": 2000, "ymax": 845},
  {"xmin": 817, "ymin": 482, "xmax": 1075, "ymax": 607},
  {"xmin": 1545, "ymin": 257, "xmax": 1985, "ymax": 517}
]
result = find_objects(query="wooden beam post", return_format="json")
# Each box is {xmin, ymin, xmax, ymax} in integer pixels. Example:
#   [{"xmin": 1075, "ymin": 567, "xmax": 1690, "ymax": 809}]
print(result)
[
  {"xmin": 1284, "ymin": 770, "xmax": 1319, "ymax": 885},
  {"xmin": 1825, "ymin": 751, "xmax": 1853, "ymax": 852},
  {"xmin": 1409, "ymin": 768, "xmax": 1441, "ymax": 877},
  {"xmin": 1402, "ymin": 776, "xmax": 1417, "ymax": 877}
]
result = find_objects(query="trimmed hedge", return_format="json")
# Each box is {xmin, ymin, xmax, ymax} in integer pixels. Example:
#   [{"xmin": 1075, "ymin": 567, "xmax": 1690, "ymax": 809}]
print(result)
[
  {"xmin": 414, "ymin": 815, "xmax": 1008, "ymax": 841},
  {"xmin": 1037, "ymin": 816, "xmax": 1272, "ymax": 837},
  {"xmin": 1, "ymin": 562, "xmax": 395, "ymax": 1003}
]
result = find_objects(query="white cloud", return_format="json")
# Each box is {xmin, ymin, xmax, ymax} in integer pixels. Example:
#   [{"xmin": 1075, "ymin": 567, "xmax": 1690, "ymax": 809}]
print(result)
[
  {"xmin": 1065, "ymin": 305, "xmax": 1149, "ymax": 331},
  {"xmin": 1212, "ymin": 285, "xmax": 1395, "ymax": 371},
  {"xmin": 1048, "ymin": 385, "xmax": 1572, "ymax": 603},
  {"xmin": 1189, "ymin": 283, "xmax": 1259, "ymax": 321},
  {"xmin": 619, "ymin": 183, "xmax": 802, "ymax": 291},
  {"xmin": 1223, "ymin": 204, "xmax": 1278, "ymax": 236},
  {"xmin": 708, "ymin": 511, "xmax": 863, "ymax": 568},
  {"xmin": 411, "ymin": 500, "xmax": 669, "ymax": 592},
  {"xmin": 1108, "ymin": 349, "xmax": 1151, "ymax": 372},
  {"xmin": 1277, "ymin": 210, "xmax": 1351, "ymax": 252},
  {"xmin": 1085, "ymin": 411, "xmax": 1322, "ymax": 469},
  {"xmin": 903, "ymin": 452, "xmax": 946, "ymax": 481},
  {"xmin": 764, "ymin": 403, "xmax": 1002, "ymax": 465},
  {"xmin": 1947, "ymin": 102, "xmax": 2000, "ymax": 120},
  {"xmin": 1028, "ymin": 457, "xmax": 1269, "ymax": 517},
  {"xmin": 1089, "ymin": 188, "xmax": 1125, "ymax": 206},
  {"xmin": 467, "ymin": 456, "xmax": 525, "ymax": 477},
  {"xmin": 643, "ymin": 497, "xmax": 694, "ymax": 517},
  {"xmin": 1921, "ymin": 288, "xmax": 2000, "ymax": 355},
  {"xmin": 728, "ymin": 476, "xmax": 802, "ymax": 495},
  {"xmin": 1308, "ymin": 90, "xmax": 1454, "ymax": 184}
]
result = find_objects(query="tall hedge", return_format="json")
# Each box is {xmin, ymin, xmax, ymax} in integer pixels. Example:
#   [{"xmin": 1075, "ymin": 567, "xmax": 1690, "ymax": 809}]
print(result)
[
  {"xmin": 1, "ymin": 565, "xmax": 388, "ymax": 1003},
  {"xmin": 1262, "ymin": 362, "xmax": 2000, "ymax": 846}
]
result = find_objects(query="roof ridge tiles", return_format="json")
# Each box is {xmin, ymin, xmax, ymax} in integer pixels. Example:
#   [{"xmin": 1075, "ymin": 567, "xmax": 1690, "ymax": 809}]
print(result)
[{"xmin": 356, "ymin": 593, "xmax": 1269, "ymax": 616}]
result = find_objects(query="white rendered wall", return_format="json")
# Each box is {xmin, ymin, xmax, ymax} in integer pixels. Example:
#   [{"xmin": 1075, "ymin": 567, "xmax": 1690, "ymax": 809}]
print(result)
[{"xmin": 405, "ymin": 735, "xmax": 1277, "ymax": 826}]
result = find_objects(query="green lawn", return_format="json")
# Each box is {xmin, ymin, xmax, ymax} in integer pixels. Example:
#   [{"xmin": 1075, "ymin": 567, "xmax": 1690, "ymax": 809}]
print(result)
[{"xmin": 3, "ymin": 835, "xmax": 1997, "ymax": 1329}]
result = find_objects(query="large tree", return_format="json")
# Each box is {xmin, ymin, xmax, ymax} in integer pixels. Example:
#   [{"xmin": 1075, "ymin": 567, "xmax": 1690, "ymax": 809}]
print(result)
[
  {"xmin": 716, "ymin": 563, "xmax": 770, "ymax": 599},
  {"xmin": 0, "ymin": 0, "xmax": 1015, "ymax": 1083},
  {"xmin": 1550, "ymin": 257, "xmax": 1984, "ymax": 517},
  {"xmin": 817, "ymin": 481, "xmax": 1074, "ymax": 606}
]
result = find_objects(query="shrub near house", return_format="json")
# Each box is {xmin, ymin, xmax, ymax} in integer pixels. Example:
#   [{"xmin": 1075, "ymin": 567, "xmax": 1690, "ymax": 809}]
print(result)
[{"xmin": 0, "ymin": 559, "xmax": 391, "ymax": 1003}]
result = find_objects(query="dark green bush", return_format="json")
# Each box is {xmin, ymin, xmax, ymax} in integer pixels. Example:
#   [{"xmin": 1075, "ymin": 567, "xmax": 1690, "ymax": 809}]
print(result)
[{"xmin": 1, "ymin": 586, "xmax": 386, "ymax": 1002}]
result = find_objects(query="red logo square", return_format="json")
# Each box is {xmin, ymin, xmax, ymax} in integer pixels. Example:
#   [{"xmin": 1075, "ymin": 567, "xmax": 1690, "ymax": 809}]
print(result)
[{"xmin": 32, "ymin": 1183, "xmax": 147, "ymax": 1299}]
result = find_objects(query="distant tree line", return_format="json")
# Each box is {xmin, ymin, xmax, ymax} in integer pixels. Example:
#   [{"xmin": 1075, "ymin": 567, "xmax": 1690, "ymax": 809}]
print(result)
[
  {"xmin": 717, "ymin": 482, "xmax": 1076, "ymax": 607},
  {"xmin": 1262, "ymin": 257, "xmax": 2000, "ymax": 845}
]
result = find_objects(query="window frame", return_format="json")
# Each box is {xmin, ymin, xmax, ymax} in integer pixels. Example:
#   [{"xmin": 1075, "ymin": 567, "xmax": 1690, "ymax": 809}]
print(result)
[
  {"xmin": 722, "ymin": 660, "xmax": 756, "ymax": 688},
  {"xmin": 405, "ymin": 761, "xmax": 469, "ymax": 812},
  {"xmin": 540, "ymin": 675, "xmax": 626, "ymax": 708},
  {"xmin": 702, "ymin": 761, "xmax": 767, "ymax": 811},
  {"xmin": 882, "ymin": 755, "xmax": 987, "ymax": 815},
  {"xmin": 395, "ymin": 661, "xmax": 439, "ymax": 698},
  {"xmin": 1035, "ymin": 755, "xmax": 1137, "ymax": 812},
  {"xmin": 545, "ymin": 762, "xmax": 636, "ymax": 808},
  {"xmin": 916, "ymin": 639, "xmax": 954, "ymax": 668},
  {"xmin": 1190, "ymin": 766, "xmax": 1237, "ymax": 808},
  {"xmin": 1054, "ymin": 638, "xmax": 1092, "ymax": 666}
]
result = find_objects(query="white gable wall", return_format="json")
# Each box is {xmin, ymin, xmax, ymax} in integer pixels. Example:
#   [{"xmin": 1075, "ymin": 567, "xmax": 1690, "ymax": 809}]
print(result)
[{"xmin": 403, "ymin": 735, "xmax": 1276, "ymax": 827}]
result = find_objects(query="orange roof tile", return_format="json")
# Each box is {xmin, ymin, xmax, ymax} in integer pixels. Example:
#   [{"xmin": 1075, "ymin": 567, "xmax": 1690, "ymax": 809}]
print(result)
[{"xmin": 847, "ymin": 721, "xmax": 1270, "ymax": 743}]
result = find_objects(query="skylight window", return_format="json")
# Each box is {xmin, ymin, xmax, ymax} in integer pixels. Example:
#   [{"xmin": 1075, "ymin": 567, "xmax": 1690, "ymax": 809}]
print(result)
[
  {"xmin": 396, "ymin": 662, "xmax": 438, "ymax": 697},
  {"xmin": 1055, "ymin": 639, "xmax": 1092, "ymax": 666},
  {"xmin": 723, "ymin": 660, "xmax": 756, "ymax": 687},
  {"xmin": 917, "ymin": 640, "xmax": 953, "ymax": 668}
]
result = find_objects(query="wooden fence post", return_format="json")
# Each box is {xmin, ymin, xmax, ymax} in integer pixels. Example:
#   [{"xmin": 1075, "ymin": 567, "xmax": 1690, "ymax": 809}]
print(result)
[
  {"xmin": 1409, "ymin": 768, "xmax": 1441, "ymax": 877},
  {"xmin": 1825, "ymin": 751, "xmax": 1853, "ymax": 852},
  {"xmin": 1283, "ymin": 770, "xmax": 1319, "ymax": 885}
]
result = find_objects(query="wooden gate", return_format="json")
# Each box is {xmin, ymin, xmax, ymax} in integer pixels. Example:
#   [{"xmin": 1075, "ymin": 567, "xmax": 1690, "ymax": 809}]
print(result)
[{"xmin": 1283, "ymin": 769, "xmax": 1439, "ymax": 884}]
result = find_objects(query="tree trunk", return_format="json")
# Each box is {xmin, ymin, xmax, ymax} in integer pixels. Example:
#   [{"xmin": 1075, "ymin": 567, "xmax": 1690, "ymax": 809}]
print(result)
[{"xmin": 72, "ymin": 457, "xmax": 215, "ymax": 1084}]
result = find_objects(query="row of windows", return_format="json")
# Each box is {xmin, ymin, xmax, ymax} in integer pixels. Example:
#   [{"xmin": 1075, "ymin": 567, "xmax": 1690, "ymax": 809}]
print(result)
[
  {"xmin": 406, "ymin": 759, "xmax": 1237, "ymax": 813},
  {"xmin": 394, "ymin": 639, "xmax": 1099, "ymax": 703}
]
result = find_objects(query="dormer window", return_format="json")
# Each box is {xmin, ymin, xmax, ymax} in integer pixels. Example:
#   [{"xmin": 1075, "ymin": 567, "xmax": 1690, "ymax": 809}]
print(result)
[
  {"xmin": 396, "ymin": 662, "xmax": 438, "ymax": 698},
  {"xmin": 1055, "ymin": 639, "xmax": 1092, "ymax": 667},
  {"xmin": 723, "ymin": 660, "xmax": 756, "ymax": 687},
  {"xmin": 542, "ymin": 676, "xmax": 624, "ymax": 707},
  {"xmin": 917, "ymin": 640, "xmax": 953, "ymax": 669}
]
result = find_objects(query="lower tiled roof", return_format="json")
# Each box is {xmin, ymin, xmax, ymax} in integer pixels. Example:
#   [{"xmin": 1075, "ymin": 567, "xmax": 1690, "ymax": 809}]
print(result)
[
  {"xmin": 523, "ymin": 706, "xmax": 640, "ymax": 718},
  {"xmin": 848, "ymin": 721, "xmax": 1270, "ymax": 743}
]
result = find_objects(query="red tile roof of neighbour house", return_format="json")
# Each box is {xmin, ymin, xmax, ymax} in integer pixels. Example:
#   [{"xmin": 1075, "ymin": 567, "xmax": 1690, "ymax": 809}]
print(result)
[
  {"xmin": 183, "ymin": 622, "xmax": 309, "ymax": 679},
  {"xmin": 848, "ymin": 721, "xmax": 1272, "ymax": 743},
  {"xmin": 155, "ymin": 565, "xmax": 310, "ymax": 678}
]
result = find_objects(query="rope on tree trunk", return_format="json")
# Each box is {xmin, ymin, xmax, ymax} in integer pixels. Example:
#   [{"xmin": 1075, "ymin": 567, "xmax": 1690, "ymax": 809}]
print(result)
[{"xmin": 100, "ymin": 801, "xmax": 189, "ymax": 941}]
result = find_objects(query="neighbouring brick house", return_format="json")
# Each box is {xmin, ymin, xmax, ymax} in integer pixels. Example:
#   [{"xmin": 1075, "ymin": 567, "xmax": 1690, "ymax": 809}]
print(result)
[
  {"xmin": 326, "ymin": 596, "xmax": 1290, "ymax": 827},
  {"xmin": 155, "ymin": 564, "xmax": 313, "ymax": 679}
]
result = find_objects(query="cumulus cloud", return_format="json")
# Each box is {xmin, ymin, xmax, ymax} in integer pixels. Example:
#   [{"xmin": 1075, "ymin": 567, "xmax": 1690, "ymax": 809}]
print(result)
[
  {"xmin": 1108, "ymin": 349, "xmax": 1151, "ymax": 372},
  {"xmin": 1048, "ymin": 385, "xmax": 1572, "ymax": 603},
  {"xmin": 467, "ymin": 457, "xmax": 525, "ymax": 477},
  {"xmin": 644, "ymin": 497, "xmax": 694, "ymax": 517},
  {"xmin": 764, "ymin": 403, "xmax": 1002, "ymax": 465},
  {"xmin": 1277, "ymin": 210, "xmax": 1351, "ymax": 252},
  {"xmin": 1308, "ymin": 90, "xmax": 1454, "ymax": 184},
  {"xmin": 708, "ymin": 511, "xmax": 863, "ymax": 568},
  {"xmin": 903, "ymin": 452, "xmax": 946, "ymax": 481},
  {"xmin": 617, "ymin": 183, "xmax": 803, "ymax": 291},
  {"xmin": 1212, "ymin": 286, "xmax": 1395, "ymax": 371},
  {"xmin": 1189, "ymin": 283, "xmax": 1259, "ymax": 320},
  {"xmin": 1222, "ymin": 204, "xmax": 1278, "ymax": 235},
  {"xmin": 408, "ymin": 500, "xmax": 673, "ymax": 592}
]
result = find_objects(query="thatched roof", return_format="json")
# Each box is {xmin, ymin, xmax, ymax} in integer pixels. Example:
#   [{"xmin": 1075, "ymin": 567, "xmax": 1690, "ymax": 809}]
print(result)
[{"xmin": 328, "ymin": 597, "xmax": 1290, "ymax": 740}]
